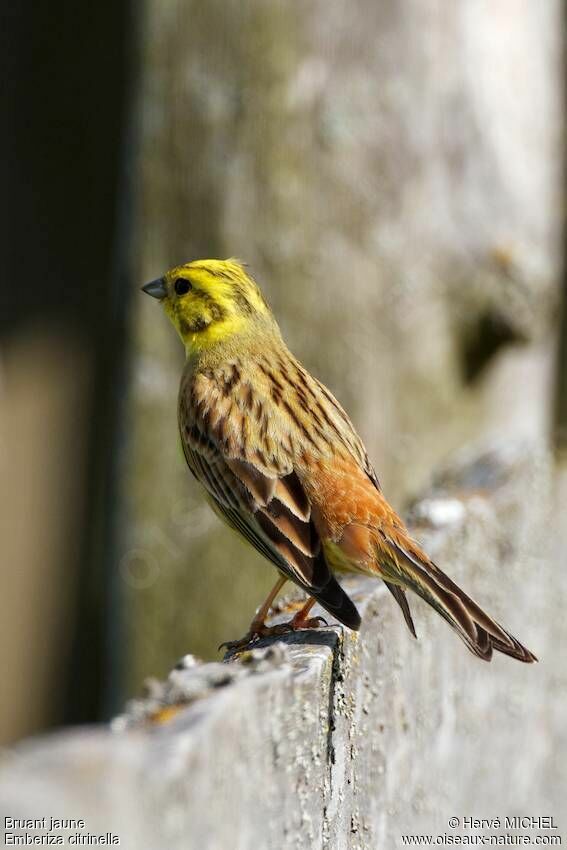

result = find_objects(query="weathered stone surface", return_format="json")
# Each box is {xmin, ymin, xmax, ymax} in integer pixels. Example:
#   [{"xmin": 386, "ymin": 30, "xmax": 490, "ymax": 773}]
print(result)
[{"xmin": 1, "ymin": 442, "xmax": 563, "ymax": 850}]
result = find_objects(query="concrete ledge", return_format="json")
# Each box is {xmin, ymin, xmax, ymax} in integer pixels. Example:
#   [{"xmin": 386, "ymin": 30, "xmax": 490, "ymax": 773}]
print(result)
[{"xmin": 0, "ymin": 441, "xmax": 557, "ymax": 850}]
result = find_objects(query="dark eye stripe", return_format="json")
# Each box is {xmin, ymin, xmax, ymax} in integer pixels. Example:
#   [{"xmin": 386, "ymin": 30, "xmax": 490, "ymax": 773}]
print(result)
[{"xmin": 174, "ymin": 278, "xmax": 192, "ymax": 295}]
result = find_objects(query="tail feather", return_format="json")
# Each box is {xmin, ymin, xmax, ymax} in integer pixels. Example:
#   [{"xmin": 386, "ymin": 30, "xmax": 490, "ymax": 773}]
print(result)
[
  {"xmin": 379, "ymin": 538, "xmax": 536, "ymax": 663},
  {"xmin": 313, "ymin": 571, "xmax": 362, "ymax": 631},
  {"xmin": 384, "ymin": 582, "xmax": 417, "ymax": 638}
]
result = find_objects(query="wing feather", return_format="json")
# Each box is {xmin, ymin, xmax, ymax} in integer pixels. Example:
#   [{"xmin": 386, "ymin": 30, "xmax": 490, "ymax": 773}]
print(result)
[{"xmin": 178, "ymin": 364, "xmax": 360, "ymax": 629}]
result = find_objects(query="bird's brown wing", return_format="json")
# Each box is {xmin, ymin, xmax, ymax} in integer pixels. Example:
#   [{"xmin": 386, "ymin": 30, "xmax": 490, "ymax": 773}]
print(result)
[
  {"xmin": 178, "ymin": 367, "xmax": 361, "ymax": 629},
  {"xmin": 310, "ymin": 375, "xmax": 381, "ymax": 491}
]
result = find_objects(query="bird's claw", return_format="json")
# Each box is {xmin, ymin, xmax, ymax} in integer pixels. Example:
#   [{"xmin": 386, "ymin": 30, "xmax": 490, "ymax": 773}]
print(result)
[
  {"xmin": 218, "ymin": 614, "xmax": 329, "ymax": 653},
  {"xmin": 299, "ymin": 615, "xmax": 328, "ymax": 628},
  {"xmin": 218, "ymin": 632, "xmax": 258, "ymax": 652},
  {"xmin": 218, "ymin": 623, "xmax": 290, "ymax": 653}
]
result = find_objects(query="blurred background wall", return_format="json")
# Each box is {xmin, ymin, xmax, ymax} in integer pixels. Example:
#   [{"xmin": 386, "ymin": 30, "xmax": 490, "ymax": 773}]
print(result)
[{"xmin": 0, "ymin": 0, "xmax": 564, "ymax": 742}]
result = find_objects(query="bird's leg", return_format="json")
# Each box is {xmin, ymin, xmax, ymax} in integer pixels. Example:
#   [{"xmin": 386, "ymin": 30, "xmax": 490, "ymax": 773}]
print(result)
[
  {"xmin": 253, "ymin": 596, "xmax": 328, "ymax": 636},
  {"xmin": 249, "ymin": 575, "xmax": 288, "ymax": 633},
  {"xmin": 288, "ymin": 597, "xmax": 328, "ymax": 630},
  {"xmin": 220, "ymin": 594, "xmax": 330, "ymax": 652},
  {"xmin": 219, "ymin": 576, "xmax": 287, "ymax": 651}
]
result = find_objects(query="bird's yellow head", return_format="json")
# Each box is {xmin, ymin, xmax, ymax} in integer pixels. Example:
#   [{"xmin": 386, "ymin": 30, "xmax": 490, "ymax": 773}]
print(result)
[{"xmin": 142, "ymin": 259, "xmax": 276, "ymax": 354}]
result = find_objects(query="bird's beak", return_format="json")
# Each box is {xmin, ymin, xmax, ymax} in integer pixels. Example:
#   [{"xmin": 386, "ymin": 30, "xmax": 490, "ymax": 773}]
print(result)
[{"xmin": 141, "ymin": 277, "xmax": 167, "ymax": 300}]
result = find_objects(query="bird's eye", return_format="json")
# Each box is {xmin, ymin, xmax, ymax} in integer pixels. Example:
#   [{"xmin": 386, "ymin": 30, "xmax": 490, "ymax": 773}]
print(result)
[{"xmin": 174, "ymin": 278, "xmax": 192, "ymax": 296}]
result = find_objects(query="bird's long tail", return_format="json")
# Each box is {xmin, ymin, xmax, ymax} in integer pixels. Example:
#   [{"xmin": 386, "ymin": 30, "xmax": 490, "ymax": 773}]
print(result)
[{"xmin": 377, "ymin": 534, "xmax": 536, "ymax": 663}]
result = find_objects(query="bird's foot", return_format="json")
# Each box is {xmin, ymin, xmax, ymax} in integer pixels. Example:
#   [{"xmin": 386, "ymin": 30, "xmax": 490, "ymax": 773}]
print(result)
[
  {"xmin": 218, "ymin": 623, "xmax": 278, "ymax": 652},
  {"xmin": 218, "ymin": 613, "xmax": 328, "ymax": 653},
  {"xmin": 288, "ymin": 612, "xmax": 328, "ymax": 630},
  {"xmin": 218, "ymin": 631, "xmax": 261, "ymax": 652}
]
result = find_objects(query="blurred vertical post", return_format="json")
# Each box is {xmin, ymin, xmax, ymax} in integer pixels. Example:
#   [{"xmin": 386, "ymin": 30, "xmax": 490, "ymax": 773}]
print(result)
[{"xmin": 0, "ymin": 1, "xmax": 135, "ymax": 741}]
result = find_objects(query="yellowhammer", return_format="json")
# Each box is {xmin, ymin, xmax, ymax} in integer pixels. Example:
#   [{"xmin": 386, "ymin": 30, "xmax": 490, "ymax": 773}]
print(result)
[{"xmin": 142, "ymin": 259, "xmax": 535, "ymax": 662}]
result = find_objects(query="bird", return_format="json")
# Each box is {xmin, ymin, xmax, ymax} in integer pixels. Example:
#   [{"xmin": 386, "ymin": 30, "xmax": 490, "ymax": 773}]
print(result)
[{"xmin": 142, "ymin": 258, "xmax": 536, "ymax": 663}]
